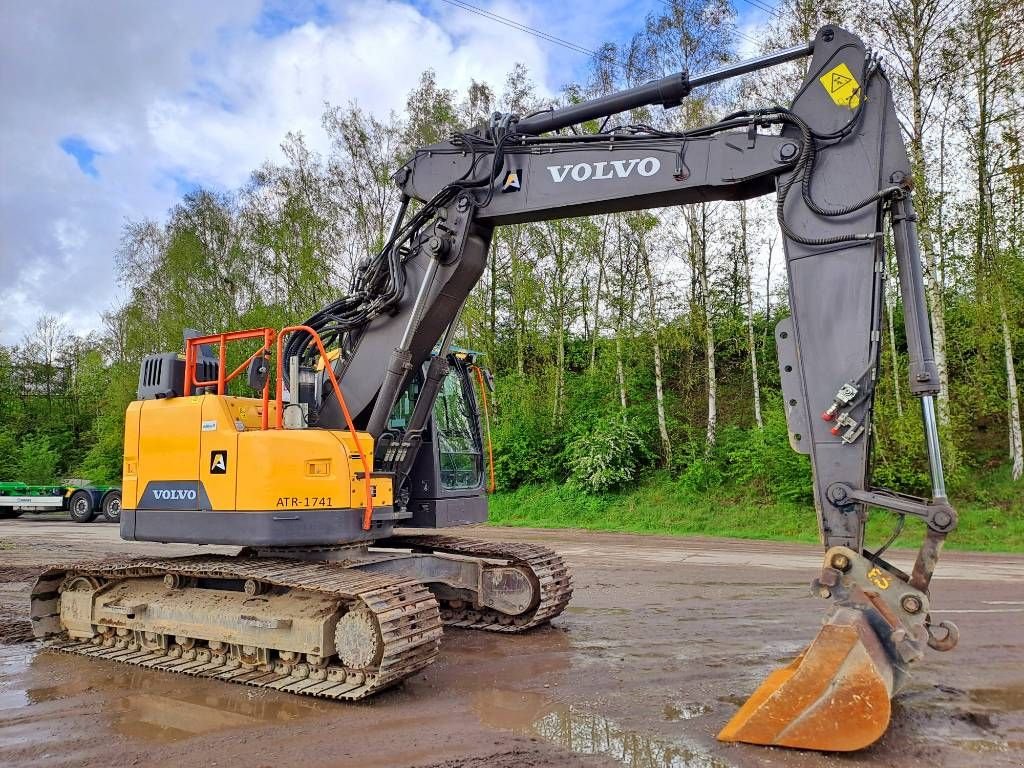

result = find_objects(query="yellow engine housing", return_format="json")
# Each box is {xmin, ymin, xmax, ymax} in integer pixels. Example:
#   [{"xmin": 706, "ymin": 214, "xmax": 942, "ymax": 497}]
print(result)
[{"xmin": 120, "ymin": 394, "xmax": 393, "ymax": 546}]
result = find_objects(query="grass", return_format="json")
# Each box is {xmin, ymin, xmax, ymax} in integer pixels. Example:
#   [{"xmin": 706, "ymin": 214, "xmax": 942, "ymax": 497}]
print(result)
[{"xmin": 488, "ymin": 466, "xmax": 1024, "ymax": 553}]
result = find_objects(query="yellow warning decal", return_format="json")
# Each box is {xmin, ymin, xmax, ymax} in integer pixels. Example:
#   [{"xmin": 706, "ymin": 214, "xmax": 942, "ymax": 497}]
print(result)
[
  {"xmin": 819, "ymin": 62, "xmax": 861, "ymax": 109},
  {"xmin": 866, "ymin": 566, "xmax": 891, "ymax": 590}
]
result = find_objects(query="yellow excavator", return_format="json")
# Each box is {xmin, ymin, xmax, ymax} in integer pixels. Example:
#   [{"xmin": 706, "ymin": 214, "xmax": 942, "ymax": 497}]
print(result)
[{"xmin": 32, "ymin": 25, "xmax": 960, "ymax": 752}]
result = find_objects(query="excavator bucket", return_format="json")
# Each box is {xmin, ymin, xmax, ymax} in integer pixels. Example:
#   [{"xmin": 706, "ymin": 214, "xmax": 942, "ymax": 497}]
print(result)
[{"xmin": 718, "ymin": 606, "xmax": 896, "ymax": 751}]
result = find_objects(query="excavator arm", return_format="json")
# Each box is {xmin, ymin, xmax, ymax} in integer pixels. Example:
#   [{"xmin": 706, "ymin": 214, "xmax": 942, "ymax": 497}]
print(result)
[{"xmin": 292, "ymin": 24, "xmax": 957, "ymax": 750}]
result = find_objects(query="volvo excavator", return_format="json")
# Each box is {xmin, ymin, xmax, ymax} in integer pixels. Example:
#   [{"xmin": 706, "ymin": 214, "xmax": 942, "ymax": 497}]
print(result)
[{"xmin": 32, "ymin": 25, "xmax": 961, "ymax": 752}]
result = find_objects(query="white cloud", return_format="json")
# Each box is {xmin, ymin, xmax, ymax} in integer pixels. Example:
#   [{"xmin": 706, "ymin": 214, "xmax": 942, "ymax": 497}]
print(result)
[
  {"xmin": 0, "ymin": 0, "xmax": 654, "ymax": 345},
  {"xmin": 0, "ymin": 1, "xmax": 553, "ymax": 345},
  {"xmin": 143, "ymin": 1, "xmax": 557, "ymax": 190}
]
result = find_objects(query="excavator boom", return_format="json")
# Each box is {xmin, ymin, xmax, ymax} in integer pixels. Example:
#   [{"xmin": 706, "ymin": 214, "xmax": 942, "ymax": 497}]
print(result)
[{"xmin": 301, "ymin": 24, "xmax": 957, "ymax": 751}]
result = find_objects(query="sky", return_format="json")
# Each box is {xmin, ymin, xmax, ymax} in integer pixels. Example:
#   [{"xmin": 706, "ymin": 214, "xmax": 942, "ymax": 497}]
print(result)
[{"xmin": 0, "ymin": 0, "xmax": 775, "ymax": 346}]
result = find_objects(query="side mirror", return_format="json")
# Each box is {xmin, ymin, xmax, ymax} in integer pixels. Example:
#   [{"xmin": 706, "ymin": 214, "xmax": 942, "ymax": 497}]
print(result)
[{"xmin": 247, "ymin": 353, "xmax": 270, "ymax": 391}]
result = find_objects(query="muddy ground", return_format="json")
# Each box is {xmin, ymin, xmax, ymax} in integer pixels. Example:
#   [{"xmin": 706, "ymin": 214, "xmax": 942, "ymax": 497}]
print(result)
[{"xmin": 1, "ymin": 516, "xmax": 1022, "ymax": 768}]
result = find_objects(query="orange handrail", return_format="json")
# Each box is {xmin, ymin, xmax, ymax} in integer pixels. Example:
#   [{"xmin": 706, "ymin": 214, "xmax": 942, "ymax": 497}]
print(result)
[
  {"xmin": 184, "ymin": 328, "xmax": 275, "ymax": 430},
  {"xmin": 275, "ymin": 326, "xmax": 375, "ymax": 531},
  {"xmin": 469, "ymin": 365, "xmax": 496, "ymax": 493},
  {"xmin": 183, "ymin": 325, "xmax": 374, "ymax": 528}
]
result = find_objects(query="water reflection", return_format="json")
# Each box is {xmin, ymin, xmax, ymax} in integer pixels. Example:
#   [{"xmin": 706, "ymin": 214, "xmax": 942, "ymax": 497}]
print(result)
[
  {"xmin": 663, "ymin": 702, "xmax": 711, "ymax": 721},
  {"xmin": 23, "ymin": 651, "xmax": 328, "ymax": 743},
  {"xmin": 474, "ymin": 689, "xmax": 730, "ymax": 768}
]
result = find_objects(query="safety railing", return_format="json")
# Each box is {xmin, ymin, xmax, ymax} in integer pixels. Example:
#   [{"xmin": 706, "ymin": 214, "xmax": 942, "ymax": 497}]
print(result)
[
  {"xmin": 276, "ymin": 325, "xmax": 374, "ymax": 531},
  {"xmin": 182, "ymin": 325, "xmax": 374, "ymax": 530},
  {"xmin": 184, "ymin": 328, "xmax": 275, "ymax": 429}
]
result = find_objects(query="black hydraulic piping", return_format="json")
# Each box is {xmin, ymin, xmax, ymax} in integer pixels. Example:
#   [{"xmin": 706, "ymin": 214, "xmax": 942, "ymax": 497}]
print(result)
[{"xmin": 516, "ymin": 41, "xmax": 815, "ymax": 136}]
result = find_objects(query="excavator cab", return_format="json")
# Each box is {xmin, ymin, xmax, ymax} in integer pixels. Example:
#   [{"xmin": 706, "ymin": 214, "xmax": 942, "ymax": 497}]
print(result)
[{"xmin": 392, "ymin": 350, "xmax": 492, "ymax": 528}]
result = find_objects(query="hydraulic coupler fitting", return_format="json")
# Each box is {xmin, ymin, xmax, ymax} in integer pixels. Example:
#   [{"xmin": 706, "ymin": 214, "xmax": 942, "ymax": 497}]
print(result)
[
  {"xmin": 822, "ymin": 382, "xmax": 859, "ymax": 421},
  {"xmin": 830, "ymin": 412, "xmax": 865, "ymax": 444}
]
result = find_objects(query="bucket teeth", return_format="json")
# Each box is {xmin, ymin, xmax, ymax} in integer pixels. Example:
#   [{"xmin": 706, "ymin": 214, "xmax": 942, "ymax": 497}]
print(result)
[{"xmin": 718, "ymin": 606, "xmax": 895, "ymax": 752}]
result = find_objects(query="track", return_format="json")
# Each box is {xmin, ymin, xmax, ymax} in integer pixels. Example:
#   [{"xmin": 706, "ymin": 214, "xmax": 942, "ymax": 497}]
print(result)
[
  {"xmin": 382, "ymin": 534, "xmax": 573, "ymax": 632},
  {"xmin": 31, "ymin": 555, "xmax": 443, "ymax": 700}
]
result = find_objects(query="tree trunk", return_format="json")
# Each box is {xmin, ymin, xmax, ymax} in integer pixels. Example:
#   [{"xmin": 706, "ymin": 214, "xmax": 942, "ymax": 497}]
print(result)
[
  {"xmin": 704, "ymin": 300, "xmax": 717, "ymax": 448},
  {"xmin": 553, "ymin": 331, "xmax": 565, "ymax": 427},
  {"xmin": 515, "ymin": 320, "xmax": 525, "ymax": 376},
  {"xmin": 640, "ymin": 242, "xmax": 672, "ymax": 464},
  {"xmin": 694, "ymin": 206, "xmax": 716, "ymax": 447},
  {"xmin": 488, "ymin": 236, "xmax": 498, "ymax": 356},
  {"xmin": 999, "ymin": 295, "xmax": 1023, "ymax": 480},
  {"xmin": 886, "ymin": 289, "xmax": 904, "ymax": 417},
  {"xmin": 590, "ymin": 216, "xmax": 610, "ymax": 371},
  {"xmin": 590, "ymin": 259, "xmax": 604, "ymax": 371},
  {"xmin": 885, "ymin": 231, "xmax": 904, "ymax": 416},
  {"xmin": 615, "ymin": 333, "xmax": 628, "ymax": 413},
  {"xmin": 739, "ymin": 202, "xmax": 763, "ymax": 429}
]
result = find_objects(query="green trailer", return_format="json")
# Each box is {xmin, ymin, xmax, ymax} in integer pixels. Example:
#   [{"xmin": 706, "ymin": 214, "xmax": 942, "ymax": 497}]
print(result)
[{"xmin": 0, "ymin": 481, "xmax": 122, "ymax": 523}]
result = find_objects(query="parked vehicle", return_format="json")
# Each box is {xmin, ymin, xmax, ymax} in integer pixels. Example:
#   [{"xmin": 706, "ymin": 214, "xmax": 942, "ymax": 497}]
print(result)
[{"xmin": 0, "ymin": 481, "xmax": 121, "ymax": 523}]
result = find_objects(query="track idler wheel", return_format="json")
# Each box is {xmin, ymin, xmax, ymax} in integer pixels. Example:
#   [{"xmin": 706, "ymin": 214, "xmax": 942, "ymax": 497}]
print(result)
[{"xmin": 718, "ymin": 606, "xmax": 896, "ymax": 751}]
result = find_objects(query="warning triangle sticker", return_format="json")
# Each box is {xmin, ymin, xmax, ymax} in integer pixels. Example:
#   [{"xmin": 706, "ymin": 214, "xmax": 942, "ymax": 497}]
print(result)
[
  {"xmin": 830, "ymin": 73, "xmax": 852, "ymax": 92},
  {"xmin": 818, "ymin": 63, "xmax": 861, "ymax": 109}
]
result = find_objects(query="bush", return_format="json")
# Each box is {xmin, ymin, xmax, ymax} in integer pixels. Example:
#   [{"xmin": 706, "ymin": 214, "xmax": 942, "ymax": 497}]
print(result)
[
  {"xmin": 870, "ymin": 400, "xmax": 932, "ymax": 493},
  {"xmin": 490, "ymin": 373, "xmax": 568, "ymax": 488},
  {"xmin": 669, "ymin": 403, "xmax": 812, "ymax": 503},
  {"xmin": 0, "ymin": 430, "xmax": 18, "ymax": 481},
  {"xmin": 16, "ymin": 434, "xmax": 59, "ymax": 485},
  {"xmin": 492, "ymin": 430, "xmax": 565, "ymax": 487},
  {"xmin": 678, "ymin": 455, "xmax": 725, "ymax": 493},
  {"xmin": 566, "ymin": 415, "xmax": 650, "ymax": 493},
  {"xmin": 718, "ymin": 410, "xmax": 813, "ymax": 503}
]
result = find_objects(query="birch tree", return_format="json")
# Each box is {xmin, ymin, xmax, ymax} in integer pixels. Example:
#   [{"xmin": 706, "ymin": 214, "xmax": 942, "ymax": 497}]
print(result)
[
  {"xmin": 868, "ymin": 0, "xmax": 956, "ymax": 426},
  {"xmin": 737, "ymin": 201, "xmax": 764, "ymax": 428}
]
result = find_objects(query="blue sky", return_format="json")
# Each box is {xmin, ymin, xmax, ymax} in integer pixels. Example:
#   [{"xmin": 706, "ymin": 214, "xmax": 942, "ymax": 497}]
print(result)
[
  {"xmin": 2, "ymin": 0, "xmax": 777, "ymax": 345},
  {"xmin": 58, "ymin": 137, "xmax": 102, "ymax": 179}
]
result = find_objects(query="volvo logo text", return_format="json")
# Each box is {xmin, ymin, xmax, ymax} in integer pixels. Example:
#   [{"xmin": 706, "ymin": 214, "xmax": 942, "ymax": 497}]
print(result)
[
  {"xmin": 152, "ymin": 489, "xmax": 197, "ymax": 500},
  {"xmin": 547, "ymin": 157, "xmax": 660, "ymax": 183}
]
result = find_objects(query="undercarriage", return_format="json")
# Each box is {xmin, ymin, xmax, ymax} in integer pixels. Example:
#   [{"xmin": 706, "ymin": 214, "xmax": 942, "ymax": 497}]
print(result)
[{"xmin": 31, "ymin": 535, "xmax": 572, "ymax": 699}]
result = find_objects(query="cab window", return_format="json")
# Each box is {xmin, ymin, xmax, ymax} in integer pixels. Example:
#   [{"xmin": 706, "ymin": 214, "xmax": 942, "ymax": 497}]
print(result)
[{"xmin": 432, "ymin": 366, "xmax": 482, "ymax": 489}]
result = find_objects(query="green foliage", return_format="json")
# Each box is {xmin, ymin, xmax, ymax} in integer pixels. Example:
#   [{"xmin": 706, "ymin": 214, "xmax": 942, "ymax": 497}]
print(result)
[
  {"xmin": 0, "ymin": 430, "xmax": 19, "ymax": 481},
  {"xmin": 15, "ymin": 434, "xmax": 59, "ymax": 485},
  {"xmin": 77, "ymin": 367, "xmax": 134, "ymax": 484},
  {"xmin": 490, "ymin": 374, "xmax": 564, "ymax": 486},
  {"xmin": 718, "ymin": 409, "xmax": 813, "ymax": 503},
  {"xmin": 673, "ymin": 434, "xmax": 725, "ymax": 493},
  {"xmin": 665, "ymin": 403, "xmax": 812, "ymax": 502},
  {"xmin": 566, "ymin": 415, "xmax": 650, "ymax": 493},
  {"xmin": 488, "ymin": 464, "xmax": 1024, "ymax": 553}
]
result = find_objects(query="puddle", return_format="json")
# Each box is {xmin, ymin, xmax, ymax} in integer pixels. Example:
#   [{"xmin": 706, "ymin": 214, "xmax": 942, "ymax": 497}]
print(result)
[
  {"xmin": 113, "ymin": 692, "xmax": 264, "ymax": 742},
  {"xmin": 968, "ymin": 684, "xmax": 1024, "ymax": 713},
  {"xmin": 567, "ymin": 607, "xmax": 631, "ymax": 616},
  {"xmin": 716, "ymin": 694, "xmax": 747, "ymax": 708},
  {"xmin": 951, "ymin": 738, "xmax": 1013, "ymax": 754},
  {"xmin": 900, "ymin": 681, "xmax": 1024, "ymax": 728},
  {"xmin": 99, "ymin": 668, "xmax": 329, "ymax": 743},
  {"xmin": 2, "ymin": 645, "xmax": 330, "ymax": 744},
  {"xmin": 473, "ymin": 689, "xmax": 731, "ymax": 768},
  {"xmin": 0, "ymin": 646, "xmax": 33, "ymax": 712},
  {"xmin": 663, "ymin": 702, "xmax": 711, "ymax": 721}
]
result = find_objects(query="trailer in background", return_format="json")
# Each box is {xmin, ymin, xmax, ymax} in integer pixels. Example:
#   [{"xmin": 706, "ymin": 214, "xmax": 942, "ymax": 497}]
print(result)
[{"xmin": 0, "ymin": 481, "xmax": 121, "ymax": 523}]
